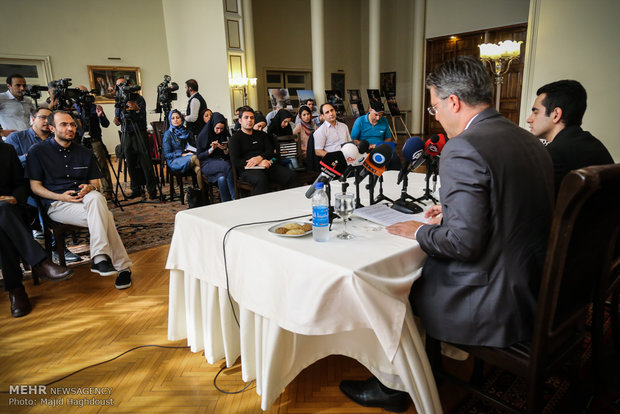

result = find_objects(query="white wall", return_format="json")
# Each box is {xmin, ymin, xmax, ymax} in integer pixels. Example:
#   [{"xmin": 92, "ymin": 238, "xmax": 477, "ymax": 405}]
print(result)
[
  {"xmin": 0, "ymin": 0, "xmax": 171, "ymax": 151},
  {"xmin": 425, "ymin": 0, "xmax": 530, "ymax": 39},
  {"xmin": 162, "ymin": 0, "xmax": 232, "ymax": 121},
  {"xmin": 521, "ymin": 0, "xmax": 620, "ymax": 161}
]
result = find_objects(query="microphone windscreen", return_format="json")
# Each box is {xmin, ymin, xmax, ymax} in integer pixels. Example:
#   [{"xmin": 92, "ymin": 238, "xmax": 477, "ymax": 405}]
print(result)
[
  {"xmin": 401, "ymin": 136, "xmax": 424, "ymax": 161},
  {"xmin": 357, "ymin": 140, "xmax": 370, "ymax": 154},
  {"xmin": 319, "ymin": 151, "xmax": 347, "ymax": 178},
  {"xmin": 341, "ymin": 142, "xmax": 366, "ymax": 166},
  {"xmin": 425, "ymin": 133, "xmax": 447, "ymax": 156},
  {"xmin": 362, "ymin": 143, "xmax": 393, "ymax": 177}
]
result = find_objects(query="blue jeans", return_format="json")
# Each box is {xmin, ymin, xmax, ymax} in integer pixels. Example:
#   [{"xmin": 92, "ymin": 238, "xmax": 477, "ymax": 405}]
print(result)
[{"xmin": 216, "ymin": 171, "xmax": 235, "ymax": 202}]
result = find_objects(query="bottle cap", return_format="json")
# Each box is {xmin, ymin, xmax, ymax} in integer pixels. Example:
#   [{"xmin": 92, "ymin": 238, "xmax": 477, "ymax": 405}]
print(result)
[{"xmin": 315, "ymin": 182, "xmax": 324, "ymax": 190}]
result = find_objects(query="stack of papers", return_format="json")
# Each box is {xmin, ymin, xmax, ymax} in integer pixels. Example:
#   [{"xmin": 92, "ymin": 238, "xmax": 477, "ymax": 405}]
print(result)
[{"xmin": 353, "ymin": 203, "xmax": 427, "ymax": 226}]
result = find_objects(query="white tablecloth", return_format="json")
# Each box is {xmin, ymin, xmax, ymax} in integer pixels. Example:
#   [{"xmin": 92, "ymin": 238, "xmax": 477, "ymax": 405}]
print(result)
[{"xmin": 167, "ymin": 171, "xmax": 443, "ymax": 413}]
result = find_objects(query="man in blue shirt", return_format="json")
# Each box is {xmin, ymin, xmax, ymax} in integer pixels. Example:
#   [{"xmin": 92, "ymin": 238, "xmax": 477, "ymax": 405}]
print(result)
[
  {"xmin": 5, "ymin": 107, "xmax": 52, "ymax": 166},
  {"xmin": 350, "ymin": 101, "xmax": 401, "ymax": 170},
  {"xmin": 28, "ymin": 110, "xmax": 133, "ymax": 290}
]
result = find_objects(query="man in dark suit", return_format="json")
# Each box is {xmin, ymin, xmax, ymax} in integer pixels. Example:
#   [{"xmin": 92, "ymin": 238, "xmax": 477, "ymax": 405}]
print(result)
[
  {"xmin": 526, "ymin": 79, "xmax": 614, "ymax": 194},
  {"xmin": 340, "ymin": 56, "xmax": 555, "ymax": 412},
  {"xmin": 1, "ymin": 143, "xmax": 73, "ymax": 318}
]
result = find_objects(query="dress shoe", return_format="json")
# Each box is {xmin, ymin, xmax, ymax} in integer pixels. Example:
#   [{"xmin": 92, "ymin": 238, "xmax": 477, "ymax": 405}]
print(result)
[
  {"xmin": 32, "ymin": 259, "xmax": 73, "ymax": 282},
  {"xmin": 52, "ymin": 248, "xmax": 82, "ymax": 263},
  {"xmin": 9, "ymin": 287, "xmax": 32, "ymax": 318},
  {"xmin": 148, "ymin": 190, "xmax": 158, "ymax": 200},
  {"xmin": 339, "ymin": 377, "xmax": 410, "ymax": 413}
]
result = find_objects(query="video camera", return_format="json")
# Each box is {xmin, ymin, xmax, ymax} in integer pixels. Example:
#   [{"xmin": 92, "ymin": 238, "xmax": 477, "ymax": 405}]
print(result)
[
  {"xmin": 114, "ymin": 81, "xmax": 141, "ymax": 110},
  {"xmin": 23, "ymin": 84, "xmax": 49, "ymax": 101},
  {"xmin": 155, "ymin": 75, "xmax": 178, "ymax": 114},
  {"xmin": 48, "ymin": 78, "xmax": 95, "ymax": 111}
]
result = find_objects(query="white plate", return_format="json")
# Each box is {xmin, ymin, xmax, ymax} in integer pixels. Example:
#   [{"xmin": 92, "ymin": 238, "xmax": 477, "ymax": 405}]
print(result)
[{"xmin": 268, "ymin": 222, "xmax": 313, "ymax": 237}]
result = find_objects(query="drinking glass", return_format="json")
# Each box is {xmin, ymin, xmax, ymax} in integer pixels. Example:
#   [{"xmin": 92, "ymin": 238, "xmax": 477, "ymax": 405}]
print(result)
[{"xmin": 334, "ymin": 193, "xmax": 355, "ymax": 240}]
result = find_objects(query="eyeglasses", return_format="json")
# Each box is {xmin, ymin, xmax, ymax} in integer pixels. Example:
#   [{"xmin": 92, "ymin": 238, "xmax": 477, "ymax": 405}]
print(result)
[
  {"xmin": 34, "ymin": 115, "xmax": 48, "ymax": 120},
  {"xmin": 427, "ymin": 103, "xmax": 439, "ymax": 116}
]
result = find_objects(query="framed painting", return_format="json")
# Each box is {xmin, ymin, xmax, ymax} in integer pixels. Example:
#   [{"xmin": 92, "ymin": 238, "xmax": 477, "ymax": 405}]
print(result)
[
  {"xmin": 380, "ymin": 72, "xmax": 396, "ymax": 96},
  {"xmin": 87, "ymin": 65, "xmax": 141, "ymax": 103}
]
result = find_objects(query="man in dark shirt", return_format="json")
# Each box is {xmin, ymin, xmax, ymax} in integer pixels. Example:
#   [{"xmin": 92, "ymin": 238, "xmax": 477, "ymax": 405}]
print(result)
[
  {"xmin": 184, "ymin": 79, "xmax": 208, "ymax": 139},
  {"xmin": 527, "ymin": 79, "xmax": 614, "ymax": 194},
  {"xmin": 28, "ymin": 110, "xmax": 133, "ymax": 290},
  {"xmin": 1, "ymin": 142, "xmax": 72, "ymax": 317},
  {"xmin": 229, "ymin": 106, "xmax": 297, "ymax": 195},
  {"xmin": 113, "ymin": 77, "xmax": 157, "ymax": 199},
  {"xmin": 75, "ymin": 85, "xmax": 113, "ymax": 198}
]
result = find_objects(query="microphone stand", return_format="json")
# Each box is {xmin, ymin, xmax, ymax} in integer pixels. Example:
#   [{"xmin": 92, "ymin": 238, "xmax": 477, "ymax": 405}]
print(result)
[
  {"xmin": 325, "ymin": 182, "xmax": 338, "ymax": 229},
  {"xmin": 414, "ymin": 158, "xmax": 439, "ymax": 205},
  {"xmin": 392, "ymin": 174, "xmax": 423, "ymax": 214},
  {"xmin": 373, "ymin": 175, "xmax": 393, "ymax": 204},
  {"xmin": 353, "ymin": 167, "xmax": 364, "ymax": 208}
]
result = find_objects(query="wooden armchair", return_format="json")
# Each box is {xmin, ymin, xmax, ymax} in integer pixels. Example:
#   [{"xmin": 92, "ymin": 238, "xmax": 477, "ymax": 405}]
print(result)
[{"xmin": 427, "ymin": 163, "xmax": 620, "ymax": 414}]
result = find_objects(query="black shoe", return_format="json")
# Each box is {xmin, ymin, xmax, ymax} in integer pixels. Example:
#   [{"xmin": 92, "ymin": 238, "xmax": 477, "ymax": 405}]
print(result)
[
  {"xmin": 91, "ymin": 260, "xmax": 117, "ymax": 276},
  {"xmin": 126, "ymin": 191, "xmax": 144, "ymax": 199},
  {"xmin": 115, "ymin": 270, "xmax": 132, "ymax": 289},
  {"xmin": 52, "ymin": 248, "xmax": 82, "ymax": 263},
  {"xmin": 32, "ymin": 229, "xmax": 45, "ymax": 240},
  {"xmin": 148, "ymin": 190, "xmax": 158, "ymax": 200},
  {"xmin": 339, "ymin": 377, "xmax": 410, "ymax": 413}
]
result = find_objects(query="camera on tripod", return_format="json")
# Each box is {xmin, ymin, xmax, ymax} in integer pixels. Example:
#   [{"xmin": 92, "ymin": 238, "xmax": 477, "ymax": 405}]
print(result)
[
  {"xmin": 24, "ymin": 84, "xmax": 49, "ymax": 100},
  {"xmin": 49, "ymin": 78, "xmax": 95, "ymax": 111},
  {"xmin": 115, "ymin": 81, "xmax": 141, "ymax": 111},
  {"xmin": 155, "ymin": 75, "xmax": 178, "ymax": 114}
]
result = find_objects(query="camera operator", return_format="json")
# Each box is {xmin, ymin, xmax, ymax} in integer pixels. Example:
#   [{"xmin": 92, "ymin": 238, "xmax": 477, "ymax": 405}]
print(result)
[
  {"xmin": 74, "ymin": 85, "xmax": 113, "ymax": 199},
  {"xmin": 113, "ymin": 77, "xmax": 157, "ymax": 200},
  {"xmin": 0, "ymin": 74, "xmax": 36, "ymax": 138},
  {"xmin": 184, "ymin": 79, "xmax": 207, "ymax": 140}
]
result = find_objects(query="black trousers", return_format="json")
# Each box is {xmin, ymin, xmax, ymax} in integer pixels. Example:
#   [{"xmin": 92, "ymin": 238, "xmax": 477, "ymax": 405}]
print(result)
[
  {"xmin": 0, "ymin": 202, "xmax": 47, "ymax": 291},
  {"xmin": 121, "ymin": 130, "xmax": 156, "ymax": 194},
  {"xmin": 239, "ymin": 164, "xmax": 298, "ymax": 195}
]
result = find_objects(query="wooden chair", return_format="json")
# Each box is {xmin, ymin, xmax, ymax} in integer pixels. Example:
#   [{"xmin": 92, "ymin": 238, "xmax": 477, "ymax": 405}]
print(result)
[
  {"xmin": 231, "ymin": 165, "xmax": 255, "ymax": 200},
  {"xmin": 427, "ymin": 164, "xmax": 620, "ymax": 414},
  {"xmin": 151, "ymin": 121, "xmax": 197, "ymax": 204}
]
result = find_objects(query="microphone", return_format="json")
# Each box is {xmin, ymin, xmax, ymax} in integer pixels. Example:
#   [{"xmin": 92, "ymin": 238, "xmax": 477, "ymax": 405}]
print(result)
[
  {"xmin": 357, "ymin": 140, "xmax": 370, "ymax": 156},
  {"xmin": 356, "ymin": 143, "xmax": 393, "ymax": 184},
  {"xmin": 341, "ymin": 142, "xmax": 368, "ymax": 166},
  {"xmin": 397, "ymin": 136, "xmax": 424, "ymax": 184},
  {"xmin": 425, "ymin": 133, "xmax": 447, "ymax": 157},
  {"xmin": 305, "ymin": 151, "xmax": 348, "ymax": 198}
]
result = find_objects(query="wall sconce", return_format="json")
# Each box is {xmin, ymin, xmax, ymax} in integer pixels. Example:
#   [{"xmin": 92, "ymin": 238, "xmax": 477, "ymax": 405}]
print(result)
[
  {"xmin": 229, "ymin": 77, "xmax": 257, "ymax": 105},
  {"xmin": 478, "ymin": 40, "xmax": 523, "ymax": 110}
]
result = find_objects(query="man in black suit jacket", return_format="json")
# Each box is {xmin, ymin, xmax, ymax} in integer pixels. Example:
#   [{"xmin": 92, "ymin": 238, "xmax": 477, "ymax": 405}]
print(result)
[
  {"xmin": 0, "ymin": 143, "xmax": 72, "ymax": 317},
  {"xmin": 340, "ymin": 56, "xmax": 555, "ymax": 412},
  {"xmin": 527, "ymin": 79, "xmax": 614, "ymax": 194}
]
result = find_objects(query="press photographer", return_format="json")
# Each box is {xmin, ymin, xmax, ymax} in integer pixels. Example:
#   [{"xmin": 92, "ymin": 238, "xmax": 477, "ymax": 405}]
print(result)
[
  {"xmin": 73, "ymin": 85, "xmax": 113, "ymax": 199},
  {"xmin": 113, "ymin": 77, "xmax": 157, "ymax": 200},
  {"xmin": 155, "ymin": 75, "xmax": 178, "ymax": 123}
]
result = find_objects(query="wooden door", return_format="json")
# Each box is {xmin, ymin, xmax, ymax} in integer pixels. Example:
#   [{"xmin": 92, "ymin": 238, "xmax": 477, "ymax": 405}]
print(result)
[{"xmin": 424, "ymin": 24, "xmax": 527, "ymax": 137}]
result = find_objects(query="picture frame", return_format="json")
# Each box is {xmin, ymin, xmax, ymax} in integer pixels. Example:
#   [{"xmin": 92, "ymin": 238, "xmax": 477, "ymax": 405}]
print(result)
[
  {"xmin": 380, "ymin": 72, "xmax": 396, "ymax": 96},
  {"xmin": 87, "ymin": 65, "xmax": 141, "ymax": 103}
]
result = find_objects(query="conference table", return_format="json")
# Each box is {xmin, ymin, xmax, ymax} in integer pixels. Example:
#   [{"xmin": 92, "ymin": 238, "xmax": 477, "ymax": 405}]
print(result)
[{"xmin": 166, "ymin": 170, "xmax": 443, "ymax": 413}]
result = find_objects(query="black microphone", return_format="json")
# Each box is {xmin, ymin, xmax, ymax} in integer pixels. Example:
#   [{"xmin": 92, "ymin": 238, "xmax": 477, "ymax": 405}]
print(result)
[
  {"xmin": 357, "ymin": 139, "xmax": 370, "ymax": 155},
  {"xmin": 397, "ymin": 136, "xmax": 424, "ymax": 185},
  {"xmin": 305, "ymin": 151, "xmax": 348, "ymax": 198},
  {"xmin": 355, "ymin": 143, "xmax": 393, "ymax": 184}
]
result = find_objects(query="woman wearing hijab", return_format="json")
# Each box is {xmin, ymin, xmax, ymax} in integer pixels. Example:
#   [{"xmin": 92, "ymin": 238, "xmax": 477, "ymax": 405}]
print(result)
[
  {"xmin": 162, "ymin": 110, "xmax": 201, "ymax": 175},
  {"xmin": 266, "ymin": 108, "xmax": 293, "ymax": 137},
  {"xmin": 253, "ymin": 111, "xmax": 267, "ymax": 132},
  {"xmin": 196, "ymin": 112, "xmax": 235, "ymax": 202},
  {"xmin": 292, "ymin": 105, "xmax": 316, "ymax": 157}
]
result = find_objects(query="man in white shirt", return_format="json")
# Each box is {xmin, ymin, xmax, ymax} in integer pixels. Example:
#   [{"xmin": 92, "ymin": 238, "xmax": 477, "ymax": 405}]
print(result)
[
  {"xmin": 0, "ymin": 74, "xmax": 36, "ymax": 138},
  {"xmin": 313, "ymin": 103, "xmax": 350, "ymax": 157}
]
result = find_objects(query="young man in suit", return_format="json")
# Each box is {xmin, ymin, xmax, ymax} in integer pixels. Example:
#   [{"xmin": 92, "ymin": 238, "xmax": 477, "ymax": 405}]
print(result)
[
  {"xmin": 527, "ymin": 79, "xmax": 614, "ymax": 194},
  {"xmin": 340, "ymin": 56, "xmax": 555, "ymax": 412}
]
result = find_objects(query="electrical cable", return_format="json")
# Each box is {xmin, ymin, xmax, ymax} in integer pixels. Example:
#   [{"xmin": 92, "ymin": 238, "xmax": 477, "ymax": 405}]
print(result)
[{"xmin": 0, "ymin": 345, "xmax": 189, "ymax": 394}]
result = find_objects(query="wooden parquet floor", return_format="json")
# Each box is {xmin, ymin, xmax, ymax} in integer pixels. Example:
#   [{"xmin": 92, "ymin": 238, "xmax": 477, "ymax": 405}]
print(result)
[{"xmin": 0, "ymin": 245, "xmax": 429, "ymax": 414}]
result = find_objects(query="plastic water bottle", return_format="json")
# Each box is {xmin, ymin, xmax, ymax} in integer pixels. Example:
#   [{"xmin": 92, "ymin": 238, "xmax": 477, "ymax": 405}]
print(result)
[{"xmin": 312, "ymin": 182, "xmax": 330, "ymax": 242}]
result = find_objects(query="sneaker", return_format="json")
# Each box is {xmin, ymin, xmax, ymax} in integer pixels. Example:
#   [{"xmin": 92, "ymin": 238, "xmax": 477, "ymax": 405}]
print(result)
[
  {"xmin": 32, "ymin": 230, "xmax": 45, "ymax": 240},
  {"xmin": 115, "ymin": 270, "xmax": 132, "ymax": 290},
  {"xmin": 52, "ymin": 248, "xmax": 83, "ymax": 263},
  {"xmin": 90, "ymin": 260, "xmax": 117, "ymax": 276}
]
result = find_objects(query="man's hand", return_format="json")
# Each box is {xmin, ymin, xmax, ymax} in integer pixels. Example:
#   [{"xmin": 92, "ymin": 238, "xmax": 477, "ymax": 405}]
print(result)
[
  {"xmin": 77, "ymin": 183, "xmax": 96, "ymax": 198},
  {"xmin": 0, "ymin": 129, "xmax": 16, "ymax": 138},
  {"xmin": 245, "ymin": 155, "xmax": 264, "ymax": 168},
  {"xmin": 386, "ymin": 220, "xmax": 425, "ymax": 240},
  {"xmin": 126, "ymin": 101, "xmax": 139, "ymax": 111},
  {"xmin": 113, "ymin": 117, "xmax": 120, "ymax": 126},
  {"xmin": 0, "ymin": 195, "xmax": 17, "ymax": 204},
  {"xmin": 258, "ymin": 159, "xmax": 271, "ymax": 168},
  {"xmin": 96, "ymin": 105, "xmax": 104, "ymax": 117},
  {"xmin": 425, "ymin": 204, "xmax": 443, "ymax": 225},
  {"xmin": 60, "ymin": 190, "xmax": 83, "ymax": 203}
]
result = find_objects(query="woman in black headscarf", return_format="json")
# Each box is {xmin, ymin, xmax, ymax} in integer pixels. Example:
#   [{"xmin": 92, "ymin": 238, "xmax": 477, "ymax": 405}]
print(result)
[
  {"xmin": 266, "ymin": 108, "xmax": 293, "ymax": 137},
  {"xmin": 196, "ymin": 112, "xmax": 235, "ymax": 201}
]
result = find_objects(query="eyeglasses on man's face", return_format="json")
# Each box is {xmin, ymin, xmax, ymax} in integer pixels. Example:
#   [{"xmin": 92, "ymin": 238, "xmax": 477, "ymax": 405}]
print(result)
[{"xmin": 427, "ymin": 103, "xmax": 439, "ymax": 116}]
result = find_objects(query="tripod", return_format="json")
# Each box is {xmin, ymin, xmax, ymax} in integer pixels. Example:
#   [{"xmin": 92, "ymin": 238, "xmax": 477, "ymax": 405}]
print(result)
[
  {"xmin": 114, "ymin": 109, "xmax": 164, "ymax": 206},
  {"xmin": 372, "ymin": 175, "xmax": 393, "ymax": 205}
]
